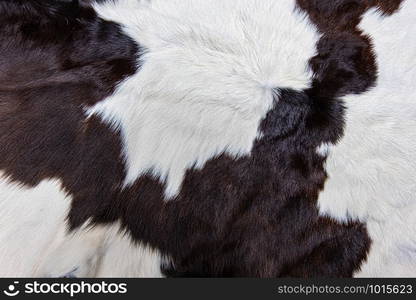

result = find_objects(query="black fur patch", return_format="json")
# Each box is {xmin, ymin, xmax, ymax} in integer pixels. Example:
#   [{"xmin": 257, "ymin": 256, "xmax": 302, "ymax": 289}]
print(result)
[
  {"xmin": 0, "ymin": 0, "xmax": 139, "ymax": 104},
  {"xmin": 0, "ymin": 0, "xmax": 138, "ymax": 188},
  {"xmin": 107, "ymin": 86, "xmax": 371, "ymax": 277},
  {"xmin": 296, "ymin": 0, "xmax": 403, "ymax": 32},
  {"xmin": 0, "ymin": 0, "xmax": 391, "ymax": 277}
]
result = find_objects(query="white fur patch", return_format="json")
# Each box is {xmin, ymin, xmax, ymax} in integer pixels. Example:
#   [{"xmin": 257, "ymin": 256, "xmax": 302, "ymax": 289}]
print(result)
[
  {"xmin": 95, "ymin": 224, "xmax": 163, "ymax": 278},
  {"xmin": 39, "ymin": 222, "xmax": 163, "ymax": 278},
  {"xmin": 35, "ymin": 220, "xmax": 107, "ymax": 277},
  {"xmin": 316, "ymin": 142, "xmax": 333, "ymax": 157},
  {"xmin": 37, "ymin": 222, "xmax": 162, "ymax": 278},
  {"xmin": 0, "ymin": 174, "xmax": 70, "ymax": 277},
  {"xmin": 0, "ymin": 174, "xmax": 162, "ymax": 277},
  {"xmin": 89, "ymin": 0, "xmax": 320, "ymax": 198},
  {"xmin": 317, "ymin": 0, "xmax": 416, "ymax": 277}
]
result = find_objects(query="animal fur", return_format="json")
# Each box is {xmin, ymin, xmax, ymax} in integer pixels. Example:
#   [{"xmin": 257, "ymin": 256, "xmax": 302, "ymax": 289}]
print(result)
[{"xmin": 0, "ymin": 0, "xmax": 414, "ymax": 277}]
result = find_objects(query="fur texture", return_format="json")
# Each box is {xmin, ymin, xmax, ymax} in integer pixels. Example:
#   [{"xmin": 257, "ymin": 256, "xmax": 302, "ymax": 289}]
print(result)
[
  {"xmin": 89, "ymin": 0, "xmax": 320, "ymax": 198},
  {"xmin": 0, "ymin": 0, "xmax": 160, "ymax": 277},
  {"xmin": 84, "ymin": 0, "xmax": 372, "ymax": 276},
  {"xmin": 0, "ymin": 0, "xmax": 413, "ymax": 277},
  {"xmin": 318, "ymin": 0, "xmax": 416, "ymax": 277},
  {"xmin": 0, "ymin": 175, "xmax": 70, "ymax": 276}
]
